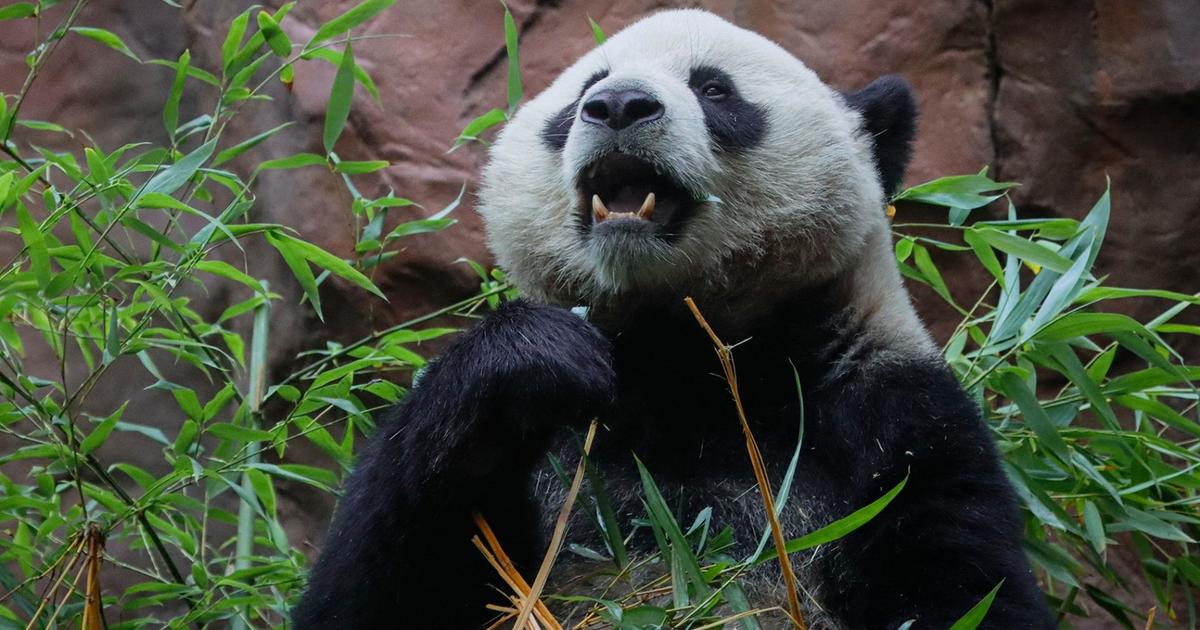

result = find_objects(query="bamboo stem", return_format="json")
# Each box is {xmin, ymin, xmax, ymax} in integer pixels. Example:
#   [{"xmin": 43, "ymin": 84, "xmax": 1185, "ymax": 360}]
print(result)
[{"xmin": 684, "ymin": 297, "xmax": 806, "ymax": 629}]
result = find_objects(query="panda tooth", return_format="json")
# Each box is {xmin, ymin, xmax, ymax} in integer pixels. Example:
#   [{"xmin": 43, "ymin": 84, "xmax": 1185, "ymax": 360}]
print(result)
[
  {"xmin": 638, "ymin": 192, "xmax": 656, "ymax": 219},
  {"xmin": 591, "ymin": 194, "xmax": 609, "ymax": 221}
]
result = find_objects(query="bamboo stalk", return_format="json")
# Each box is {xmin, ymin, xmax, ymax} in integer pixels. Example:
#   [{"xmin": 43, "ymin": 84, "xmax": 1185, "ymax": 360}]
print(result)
[
  {"xmin": 81, "ymin": 525, "xmax": 104, "ymax": 630},
  {"xmin": 232, "ymin": 281, "xmax": 271, "ymax": 630},
  {"xmin": 471, "ymin": 527, "xmax": 558, "ymax": 629},
  {"xmin": 684, "ymin": 297, "xmax": 806, "ymax": 629},
  {"xmin": 513, "ymin": 419, "xmax": 598, "ymax": 629}
]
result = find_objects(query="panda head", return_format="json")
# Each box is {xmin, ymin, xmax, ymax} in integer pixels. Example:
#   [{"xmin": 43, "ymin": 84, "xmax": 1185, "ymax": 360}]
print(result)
[{"xmin": 479, "ymin": 9, "xmax": 917, "ymax": 324}]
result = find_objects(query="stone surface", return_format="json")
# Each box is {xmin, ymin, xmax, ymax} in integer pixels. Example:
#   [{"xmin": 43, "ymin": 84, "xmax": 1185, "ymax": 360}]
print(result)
[{"xmin": 2, "ymin": 1, "xmax": 1197, "ymax": 626}]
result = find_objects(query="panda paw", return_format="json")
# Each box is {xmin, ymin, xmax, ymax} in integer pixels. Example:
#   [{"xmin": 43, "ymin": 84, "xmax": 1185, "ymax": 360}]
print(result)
[{"xmin": 453, "ymin": 299, "xmax": 616, "ymax": 429}]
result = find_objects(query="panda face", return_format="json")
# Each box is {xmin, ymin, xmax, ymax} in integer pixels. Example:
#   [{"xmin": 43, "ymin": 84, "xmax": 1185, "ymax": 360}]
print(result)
[{"xmin": 479, "ymin": 10, "xmax": 898, "ymax": 309}]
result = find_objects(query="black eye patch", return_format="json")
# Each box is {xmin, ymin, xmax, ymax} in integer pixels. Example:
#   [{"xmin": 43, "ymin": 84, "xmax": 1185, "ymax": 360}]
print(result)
[
  {"xmin": 540, "ymin": 70, "xmax": 609, "ymax": 150},
  {"xmin": 688, "ymin": 66, "xmax": 767, "ymax": 152}
]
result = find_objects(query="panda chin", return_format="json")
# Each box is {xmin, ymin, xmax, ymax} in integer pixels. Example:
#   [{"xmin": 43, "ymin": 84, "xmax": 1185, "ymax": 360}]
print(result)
[{"xmin": 576, "ymin": 152, "xmax": 698, "ymax": 241}]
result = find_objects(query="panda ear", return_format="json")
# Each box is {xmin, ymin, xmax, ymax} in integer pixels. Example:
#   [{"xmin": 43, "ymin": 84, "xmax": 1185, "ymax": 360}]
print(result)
[{"xmin": 842, "ymin": 75, "xmax": 917, "ymax": 198}]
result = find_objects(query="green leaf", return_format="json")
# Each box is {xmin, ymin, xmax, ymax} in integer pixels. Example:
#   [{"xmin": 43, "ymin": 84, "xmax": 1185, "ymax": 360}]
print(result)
[
  {"xmin": 306, "ymin": 0, "xmax": 397, "ymax": 50},
  {"xmin": 133, "ymin": 139, "xmax": 217, "ymax": 202},
  {"xmin": 70, "ymin": 27, "xmax": 140, "ymax": 61},
  {"xmin": 502, "ymin": 3, "xmax": 523, "ymax": 113},
  {"xmin": 948, "ymin": 580, "xmax": 1004, "ymax": 630},
  {"xmin": 587, "ymin": 15, "xmax": 606, "ymax": 44},
  {"xmin": 173, "ymin": 419, "xmax": 199, "ymax": 455},
  {"xmin": 1111, "ymin": 506, "xmax": 1195, "ymax": 542},
  {"xmin": 208, "ymin": 423, "xmax": 273, "ymax": 443},
  {"xmin": 299, "ymin": 48, "xmax": 381, "ymax": 104},
  {"xmin": 246, "ymin": 462, "xmax": 337, "ymax": 492},
  {"xmin": 148, "ymin": 58, "xmax": 219, "ymax": 87},
  {"xmin": 247, "ymin": 469, "xmax": 277, "ymax": 517},
  {"xmin": 323, "ymin": 40, "xmax": 356, "ymax": 154},
  {"xmin": 195, "ymin": 260, "xmax": 265, "ymax": 293},
  {"xmin": 998, "ymin": 372, "xmax": 1071, "ymax": 463},
  {"xmin": 971, "ymin": 228, "xmax": 1073, "ymax": 274},
  {"xmin": 163, "ymin": 49, "xmax": 190, "ymax": 141},
  {"xmin": 214, "ymin": 122, "xmax": 293, "ymax": 166},
  {"xmin": 385, "ymin": 218, "xmax": 455, "ymax": 240},
  {"xmin": 266, "ymin": 231, "xmax": 324, "ymax": 320},
  {"xmin": 1036, "ymin": 312, "xmax": 1144, "ymax": 342},
  {"xmin": 80, "ymin": 402, "xmax": 128, "ymax": 455},
  {"xmin": 333, "ymin": 159, "xmax": 389, "ymax": 174},
  {"xmin": 254, "ymin": 152, "xmax": 327, "ymax": 174},
  {"xmin": 0, "ymin": 3, "xmax": 36, "ymax": 20},
  {"xmin": 222, "ymin": 9, "xmax": 253, "ymax": 73},
  {"xmin": 0, "ymin": 171, "xmax": 13, "ymax": 208},
  {"xmin": 635, "ymin": 456, "xmax": 712, "ymax": 599},
  {"xmin": 172, "ymin": 388, "xmax": 203, "ymax": 421},
  {"xmin": 227, "ymin": 51, "xmax": 271, "ymax": 93},
  {"xmin": 271, "ymin": 232, "xmax": 385, "ymax": 299},
  {"xmin": 256, "ymin": 11, "xmax": 292, "ymax": 57},
  {"xmin": 962, "ymin": 230, "xmax": 1005, "ymax": 289},
  {"xmin": 893, "ymin": 170, "xmax": 1017, "ymax": 209},
  {"xmin": 1046, "ymin": 344, "xmax": 1118, "ymax": 430},
  {"xmin": 451, "ymin": 108, "xmax": 506, "ymax": 149},
  {"xmin": 1114, "ymin": 394, "xmax": 1200, "ymax": 437},
  {"xmin": 912, "ymin": 244, "xmax": 953, "ymax": 303},
  {"xmin": 15, "ymin": 203, "xmax": 49, "ymax": 288},
  {"xmin": 1030, "ymin": 234, "xmax": 1096, "ymax": 333},
  {"xmin": 16, "ymin": 119, "xmax": 69, "ymax": 134},
  {"xmin": 1082, "ymin": 500, "xmax": 1106, "ymax": 554},
  {"xmin": 103, "ymin": 301, "xmax": 120, "ymax": 363},
  {"xmin": 754, "ymin": 476, "xmax": 906, "ymax": 563}
]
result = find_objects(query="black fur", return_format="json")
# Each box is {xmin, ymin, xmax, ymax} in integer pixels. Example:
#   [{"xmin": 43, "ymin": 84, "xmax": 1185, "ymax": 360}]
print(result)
[
  {"xmin": 843, "ymin": 75, "xmax": 918, "ymax": 197},
  {"xmin": 688, "ymin": 65, "xmax": 768, "ymax": 152},
  {"xmin": 540, "ymin": 70, "xmax": 609, "ymax": 150},
  {"xmin": 292, "ymin": 301, "xmax": 614, "ymax": 628},
  {"xmin": 294, "ymin": 290, "xmax": 1054, "ymax": 628}
]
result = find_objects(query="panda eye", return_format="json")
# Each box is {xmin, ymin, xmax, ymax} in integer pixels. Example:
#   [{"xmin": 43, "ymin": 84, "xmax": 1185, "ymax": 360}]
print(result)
[{"xmin": 701, "ymin": 80, "xmax": 730, "ymax": 101}]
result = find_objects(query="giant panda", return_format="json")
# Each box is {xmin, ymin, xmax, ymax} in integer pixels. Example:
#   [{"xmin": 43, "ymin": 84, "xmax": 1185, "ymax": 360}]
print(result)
[{"xmin": 294, "ymin": 9, "xmax": 1054, "ymax": 629}]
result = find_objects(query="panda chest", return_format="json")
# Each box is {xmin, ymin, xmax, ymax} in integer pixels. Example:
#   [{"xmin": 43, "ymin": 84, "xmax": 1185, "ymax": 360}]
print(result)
[{"xmin": 529, "ymin": 452, "xmax": 837, "ymax": 627}]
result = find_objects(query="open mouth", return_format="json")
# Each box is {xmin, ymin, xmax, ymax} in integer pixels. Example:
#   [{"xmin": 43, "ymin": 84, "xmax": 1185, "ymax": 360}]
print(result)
[{"xmin": 577, "ymin": 153, "xmax": 698, "ymax": 237}]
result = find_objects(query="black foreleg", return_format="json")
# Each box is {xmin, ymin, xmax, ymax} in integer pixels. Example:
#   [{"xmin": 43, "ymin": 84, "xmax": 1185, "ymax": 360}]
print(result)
[
  {"xmin": 292, "ymin": 301, "xmax": 614, "ymax": 629},
  {"xmin": 814, "ymin": 362, "xmax": 1054, "ymax": 629}
]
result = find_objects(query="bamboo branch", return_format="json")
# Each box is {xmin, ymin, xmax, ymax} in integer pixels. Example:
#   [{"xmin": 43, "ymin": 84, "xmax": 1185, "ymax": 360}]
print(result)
[
  {"xmin": 513, "ymin": 419, "xmax": 598, "ymax": 629},
  {"xmin": 684, "ymin": 297, "xmax": 806, "ymax": 629}
]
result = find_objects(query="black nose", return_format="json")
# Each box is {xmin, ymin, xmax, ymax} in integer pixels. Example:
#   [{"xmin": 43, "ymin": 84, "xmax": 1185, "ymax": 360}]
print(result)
[{"xmin": 580, "ymin": 89, "xmax": 664, "ymax": 130}]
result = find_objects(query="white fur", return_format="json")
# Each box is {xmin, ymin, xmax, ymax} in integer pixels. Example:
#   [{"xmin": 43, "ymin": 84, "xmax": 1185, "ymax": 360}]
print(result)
[{"xmin": 478, "ymin": 9, "xmax": 934, "ymax": 354}]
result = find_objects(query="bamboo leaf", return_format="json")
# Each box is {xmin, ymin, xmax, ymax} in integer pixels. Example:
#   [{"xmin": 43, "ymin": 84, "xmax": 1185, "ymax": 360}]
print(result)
[
  {"xmin": 588, "ymin": 15, "xmax": 606, "ymax": 44},
  {"xmin": 256, "ymin": 11, "xmax": 292, "ymax": 57},
  {"xmin": 222, "ymin": 9, "xmax": 253, "ymax": 73},
  {"xmin": 753, "ymin": 476, "xmax": 906, "ymax": 563},
  {"xmin": 0, "ymin": 3, "xmax": 36, "ymax": 20},
  {"xmin": 70, "ymin": 27, "xmax": 140, "ymax": 62},
  {"xmin": 306, "ymin": 0, "xmax": 398, "ymax": 50},
  {"xmin": 214, "ymin": 123, "xmax": 294, "ymax": 166},
  {"xmin": 163, "ymin": 49, "xmax": 190, "ymax": 141},
  {"xmin": 971, "ymin": 228, "xmax": 1073, "ymax": 274},
  {"xmin": 134, "ymin": 139, "xmax": 217, "ymax": 202},
  {"xmin": 998, "ymin": 371, "xmax": 1071, "ymax": 464},
  {"xmin": 502, "ymin": 3, "xmax": 522, "ymax": 113},
  {"xmin": 948, "ymin": 580, "xmax": 1004, "ymax": 630},
  {"xmin": 265, "ymin": 231, "xmax": 324, "ymax": 320},
  {"xmin": 80, "ymin": 402, "xmax": 129, "ymax": 455},
  {"xmin": 323, "ymin": 40, "xmax": 356, "ymax": 154},
  {"xmin": 277, "ymin": 233, "xmax": 384, "ymax": 299}
]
